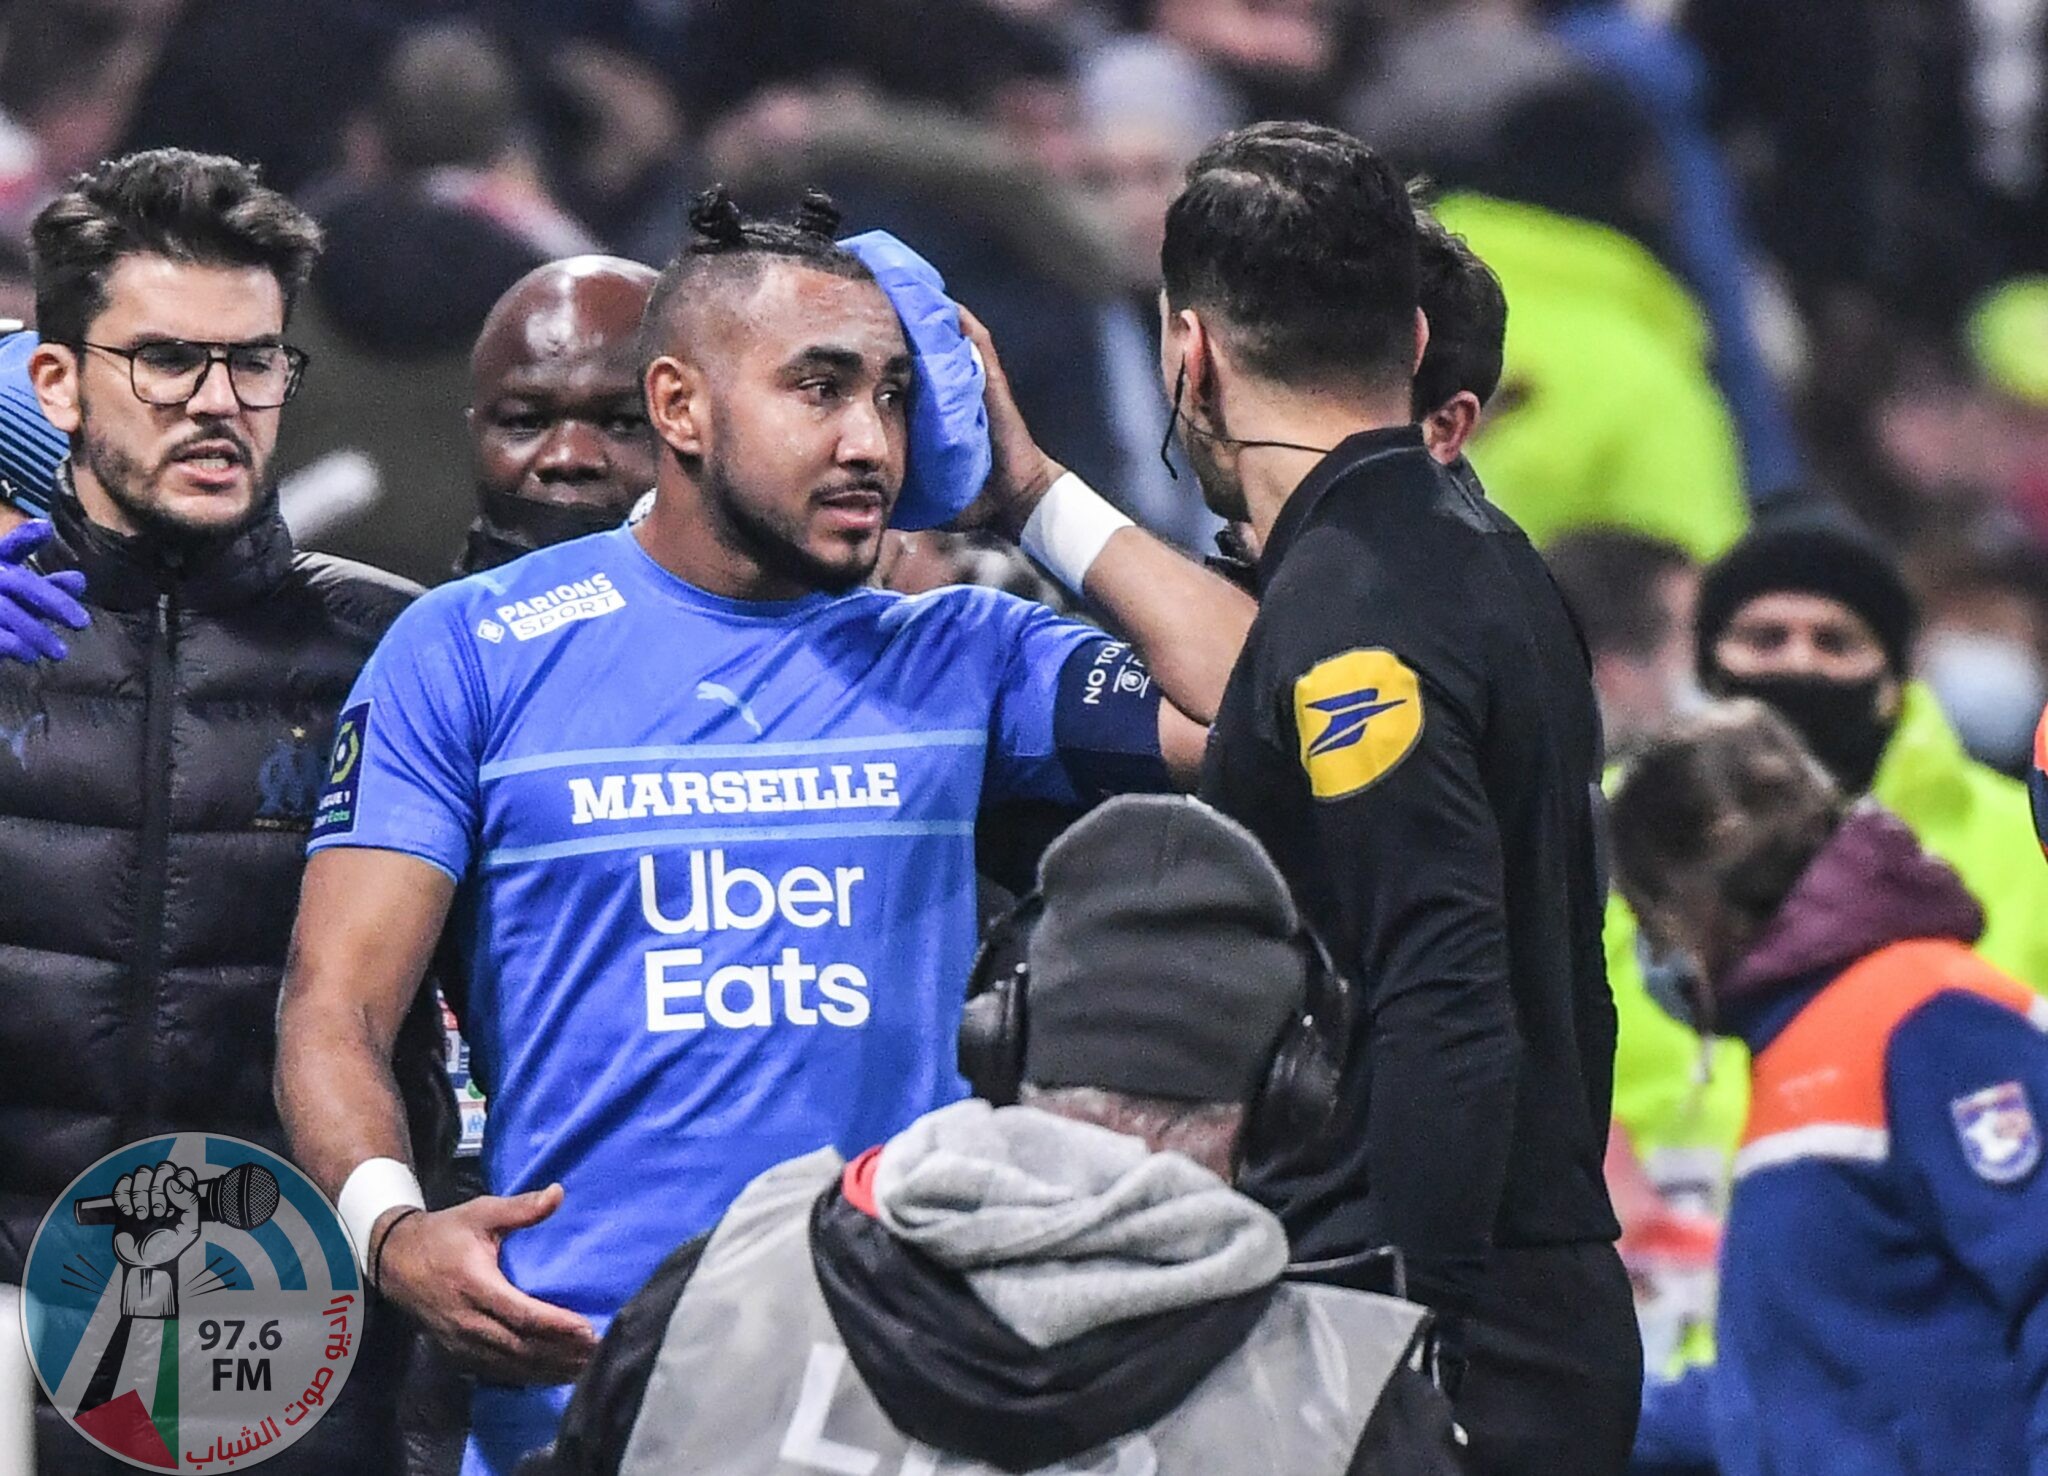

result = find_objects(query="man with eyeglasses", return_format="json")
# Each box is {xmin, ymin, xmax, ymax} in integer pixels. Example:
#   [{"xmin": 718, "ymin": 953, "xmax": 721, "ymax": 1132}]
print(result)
[{"xmin": 0, "ymin": 149, "xmax": 454, "ymax": 1473}]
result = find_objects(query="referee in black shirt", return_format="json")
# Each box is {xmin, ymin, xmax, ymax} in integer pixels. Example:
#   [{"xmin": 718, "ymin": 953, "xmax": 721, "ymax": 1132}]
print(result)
[{"xmin": 1169, "ymin": 124, "xmax": 1640, "ymax": 1473}]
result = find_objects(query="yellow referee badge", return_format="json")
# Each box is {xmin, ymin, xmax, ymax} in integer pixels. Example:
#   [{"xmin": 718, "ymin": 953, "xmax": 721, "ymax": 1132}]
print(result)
[{"xmin": 1293, "ymin": 649, "xmax": 1424, "ymax": 800}]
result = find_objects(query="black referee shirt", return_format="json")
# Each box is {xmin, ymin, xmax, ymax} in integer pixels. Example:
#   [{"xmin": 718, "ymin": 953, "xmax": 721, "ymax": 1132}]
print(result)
[{"xmin": 1201, "ymin": 426, "xmax": 1621, "ymax": 1317}]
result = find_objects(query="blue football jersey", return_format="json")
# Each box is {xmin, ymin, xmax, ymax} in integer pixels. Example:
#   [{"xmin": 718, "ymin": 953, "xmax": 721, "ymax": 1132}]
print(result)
[{"xmin": 309, "ymin": 526, "xmax": 1161, "ymax": 1471}]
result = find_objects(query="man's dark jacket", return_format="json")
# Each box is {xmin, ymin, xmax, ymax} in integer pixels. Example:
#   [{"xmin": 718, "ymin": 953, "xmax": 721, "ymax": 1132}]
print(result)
[{"xmin": 0, "ymin": 482, "xmax": 453, "ymax": 1472}]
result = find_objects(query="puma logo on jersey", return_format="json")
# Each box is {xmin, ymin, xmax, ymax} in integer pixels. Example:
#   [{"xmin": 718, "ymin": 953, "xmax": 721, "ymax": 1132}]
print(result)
[{"xmin": 696, "ymin": 681, "xmax": 763, "ymax": 735}]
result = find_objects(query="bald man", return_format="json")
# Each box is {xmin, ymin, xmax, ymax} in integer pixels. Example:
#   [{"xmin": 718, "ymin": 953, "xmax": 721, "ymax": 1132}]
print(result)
[{"xmin": 459, "ymin": 256, "xmax": 659, "ymax": 574}]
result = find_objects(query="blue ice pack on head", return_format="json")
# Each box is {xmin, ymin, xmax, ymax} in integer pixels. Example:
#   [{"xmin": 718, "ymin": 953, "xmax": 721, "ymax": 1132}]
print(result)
[
  {"xmin": 840, "ymin": 230, "xmax": 990, "ymax": 531},
  {"xmin": 0, "ymin": 331, "xmax": 64, "ymax": 518}
]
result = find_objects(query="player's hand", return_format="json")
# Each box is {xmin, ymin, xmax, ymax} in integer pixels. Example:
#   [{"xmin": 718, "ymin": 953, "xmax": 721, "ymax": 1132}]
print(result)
[
  {"xmin": 952, "ymin": 307, "xmax": 1063, "ymax": 540},
  {"xmin": 0, "ymin": 520, "xmax": 89, "ymax": 664},
  {"xmin": 375, "ymin": 1185, "xmax": 599, "ymax": 1385}
]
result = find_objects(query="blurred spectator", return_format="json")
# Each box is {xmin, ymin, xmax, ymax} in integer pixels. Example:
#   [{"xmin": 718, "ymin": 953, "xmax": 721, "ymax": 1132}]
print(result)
[
  {"xmin": 279, "ymin": 23, "xmax": 585, "ymax": 584},
  {"xmin": 1686, "ymin": 0, "xmax": 2018, "ymax": 332},
  {"xmin": 1602, "ymin": 517, "xmax": 2048, "ymax": 1363},
  {"xmin": 0, "ymin": 0, "xmax": 184, "ymax": 238},
  {"xmin": 1613, "ymin": 703, "xmax": 2048, "ymax": 1476},
  {"xmin": 525, "ymin": 40, "xmax": 693, "ymax": 265},
  {"xmin": 1543, "ymin": 529, "xmax": 1700, "ymax": 763},
  {"xmin": 1346, "ymin": 0, "xmax": 1578, "ymax": 179},
  {"xmin": 679, "ymin": 0, "xmax": 1088, "ymax": 128},
  {"xmin": 356, "ymin": 21, "xmax": 598, "ymax": 262},
  {"xmin": 1142, "ymin": 0, "xmax": 1358, "ymax": 121},
  {"xmin": 0, "ymin": 0, "xmax": 180, "ymax": 215},
  {"xmin": 115, "ymin": 0, "xmax": 398, "ymax": 198},
  {"xmin": 1429, "ymin": 83, "xmax": 1748, "ymax": 558},
  {"xmin": 1909, "ymin": 541, "xmax": 2048, "ymax": 776},
  {"xmin": 1857, "ymin": 278, "xmax": 2048, "ymax": 549},
  {"xmin": 1073, "ymin": 35, "xmax": 1237, "ymax": 549},
  {"xmin": 1545, "ymin": 0, "xmax": 1805, "ymax": 504}
]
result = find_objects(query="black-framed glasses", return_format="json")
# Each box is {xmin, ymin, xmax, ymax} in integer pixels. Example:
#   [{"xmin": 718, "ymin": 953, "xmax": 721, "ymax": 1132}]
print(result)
[{"xmin": 80, "ymin": 338, "xmax": 309, "ymax": 410}]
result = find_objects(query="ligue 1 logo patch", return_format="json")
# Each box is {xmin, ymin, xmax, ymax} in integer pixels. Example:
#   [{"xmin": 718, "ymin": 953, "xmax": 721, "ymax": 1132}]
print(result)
[
  {"xmin": 20, "ymin": 1135, "xmax": 361, "ymax": 1469},
  {"xmin": 1950, "ymin": 1081, "xmax": 2042, "ymax": 1185},
  {"xmin": 310, "ymin": 702, "xmax": 368, "ymax": 841}
]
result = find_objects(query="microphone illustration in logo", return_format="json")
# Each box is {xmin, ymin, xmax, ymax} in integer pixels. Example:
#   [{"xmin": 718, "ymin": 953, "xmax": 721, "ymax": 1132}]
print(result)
[{"xmin": 73, "ymin": 1162, "xmax": 280, "ymax": 1231}]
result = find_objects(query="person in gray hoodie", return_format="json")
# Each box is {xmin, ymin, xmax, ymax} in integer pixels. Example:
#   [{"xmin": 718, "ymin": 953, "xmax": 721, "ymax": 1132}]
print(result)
[{"xmin": 521, "ymin": 793, "xmax": 1464, "ymax": 1475}]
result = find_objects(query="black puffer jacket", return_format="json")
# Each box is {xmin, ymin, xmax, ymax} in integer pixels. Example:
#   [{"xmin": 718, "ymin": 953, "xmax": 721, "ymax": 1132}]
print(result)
[{"xmin": 0, "ymin": 481, "xmax": 453, "ymax": 1470}]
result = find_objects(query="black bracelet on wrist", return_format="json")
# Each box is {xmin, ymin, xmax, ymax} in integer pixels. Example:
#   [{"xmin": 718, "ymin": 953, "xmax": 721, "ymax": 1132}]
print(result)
[{"xmin": 369, "ymin": 1206, "xmax": 424, "ymax": 1292}]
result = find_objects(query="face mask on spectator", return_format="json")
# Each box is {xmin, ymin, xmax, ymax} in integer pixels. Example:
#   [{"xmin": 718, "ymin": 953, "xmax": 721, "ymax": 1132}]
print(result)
[
  {"xmin": 1635, "ymin": 934, "xmax": 1710, "ymax": 1033},
  {"xmin": 479, "ymin": 484, "xmax": 624, "ymax": 549},
  {"xmin": 1712, "ymin": 671, "xmax": 1893, "ymax": 795},
  {"xmin": 1920, "ymin": 630, "xmax": 2048, "ymax": 771}
]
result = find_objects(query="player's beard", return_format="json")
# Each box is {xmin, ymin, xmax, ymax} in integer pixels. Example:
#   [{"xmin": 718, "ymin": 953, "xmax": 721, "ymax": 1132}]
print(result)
[
  {"xmin": 700, "ymin": 448, "xmax": 877, "ymax": 595},
  {"xmin": 77, "ymin": 401, "xmax": 276, "ymax": 548}
]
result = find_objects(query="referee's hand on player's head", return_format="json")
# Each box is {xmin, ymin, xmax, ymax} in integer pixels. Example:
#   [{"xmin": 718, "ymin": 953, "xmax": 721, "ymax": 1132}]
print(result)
[
  {"xmin": 948, "ymin": 308, "xmax": 1062, "ymax": 540},
  {"xmin": 376, "ymin": 1184, "xmax": 599, "ymax": 1385}
]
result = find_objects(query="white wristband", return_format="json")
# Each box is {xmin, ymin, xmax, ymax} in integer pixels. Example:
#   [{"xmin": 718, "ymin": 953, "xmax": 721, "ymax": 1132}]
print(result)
[
  {"xmin": 1019, "ymin": 472, "xmax": 1134, "ymax": 595},
  {"xmin": 337, "ymin": 1158, "xmax": 425, "ymax": 1276}
]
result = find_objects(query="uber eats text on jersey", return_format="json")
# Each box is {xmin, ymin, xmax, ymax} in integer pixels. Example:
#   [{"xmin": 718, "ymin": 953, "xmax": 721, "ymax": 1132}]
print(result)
[{"xmin": 638, "ymin": 847, "xmax": 872, "ymax": 1034}]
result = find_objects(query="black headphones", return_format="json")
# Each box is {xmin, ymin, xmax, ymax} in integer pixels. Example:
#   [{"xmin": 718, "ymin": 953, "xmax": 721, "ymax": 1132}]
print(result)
[{"xmin": 956, "ymin": 891, "xmax": 1358, "ymax": 1166}]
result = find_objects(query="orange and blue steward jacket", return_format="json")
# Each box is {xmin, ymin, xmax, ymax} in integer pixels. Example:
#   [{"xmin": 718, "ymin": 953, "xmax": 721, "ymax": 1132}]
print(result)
[{"xmin": 1637, "ymin": 938, "xmax": 2048, "ymax": 1474}]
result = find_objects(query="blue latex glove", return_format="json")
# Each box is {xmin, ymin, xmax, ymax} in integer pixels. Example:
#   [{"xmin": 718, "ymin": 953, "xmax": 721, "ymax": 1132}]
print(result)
[
  {"xmin": 839, "ymin": 231, "xmax": 991, "ymax": 530},
  {"xmin": 0, "ymin": 520, "xmax": 89, "ymax": 663}
]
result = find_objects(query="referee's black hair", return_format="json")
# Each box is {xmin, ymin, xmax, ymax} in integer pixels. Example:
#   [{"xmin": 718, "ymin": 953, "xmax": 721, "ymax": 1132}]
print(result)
[
  {"xmin": 639, "ymin": 186, "xmax": 873, "ymax": 361},
  {"xmin": 1162, "ymin": 122, "xmax": 1419, "ymax": 393}
]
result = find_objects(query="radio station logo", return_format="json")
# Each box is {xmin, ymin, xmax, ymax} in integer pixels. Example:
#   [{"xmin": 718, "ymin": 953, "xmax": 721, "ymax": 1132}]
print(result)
[{"xmin": 20, "ymin": 1135, "xmax": 362, "ymax": 1470}]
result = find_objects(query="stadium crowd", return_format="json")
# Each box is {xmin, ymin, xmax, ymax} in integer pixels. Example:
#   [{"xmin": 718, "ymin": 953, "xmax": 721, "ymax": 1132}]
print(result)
[{"xmin": 5, "ymin": 1, "xmax": 2048, "ymax": 1474}]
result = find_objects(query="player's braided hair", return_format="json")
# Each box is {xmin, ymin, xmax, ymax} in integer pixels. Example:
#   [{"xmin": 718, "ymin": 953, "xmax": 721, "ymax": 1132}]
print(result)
[
  {"xmin": 685, "ymin": 185, "xmax": 845, "ymax": 254},
  {"xmin": 640, "ymin": 185, "xmax": 871, "ymax": 359}
]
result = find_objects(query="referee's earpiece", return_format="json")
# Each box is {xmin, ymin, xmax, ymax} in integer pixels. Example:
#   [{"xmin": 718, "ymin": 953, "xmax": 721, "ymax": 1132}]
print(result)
[{"xmin": 957, "ymin": 894, "xmax": 1040, "ymax": 1106}]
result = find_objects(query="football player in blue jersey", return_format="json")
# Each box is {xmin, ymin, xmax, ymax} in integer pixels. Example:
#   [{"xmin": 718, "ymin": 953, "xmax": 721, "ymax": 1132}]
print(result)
[{"xmin": 274, "ymin": 187, "xmax": 1257, "ymax": 1475}]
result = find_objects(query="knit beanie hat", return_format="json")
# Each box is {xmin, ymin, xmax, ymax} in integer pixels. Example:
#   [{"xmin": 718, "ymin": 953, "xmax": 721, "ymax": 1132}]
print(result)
[
  {"xmin": 1696, "ymin": 516, "xmax": 1918, "ymax": 679},
  {"xmin": 1022, "ymin": 795, "xmax": 1310, "ymax": 1103}
]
